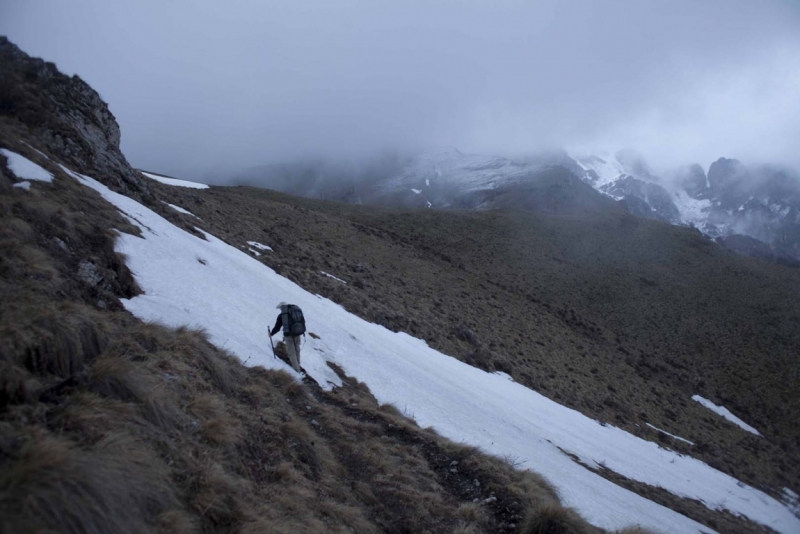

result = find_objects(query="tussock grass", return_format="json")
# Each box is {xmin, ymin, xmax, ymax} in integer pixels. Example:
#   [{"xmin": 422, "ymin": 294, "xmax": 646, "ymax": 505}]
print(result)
[
  {"xmin": 187, "ymin": 461, "xmax": 251, "ymax": 524},
  {"xmin": 452, "ymin": 522, "xmax": 481, "ymax": 534},
  {"xmin": 89, "ymin": 354, "xmax": 150, "ymax": 403},
  {"xmin": 0, "ymin": 302, "xmax": 108, "ymax": 378},
  {"xmin": 188, "ymin": 394, "xmax": 242, "ymax": 446},
  {"xmin": 166, "ymin": 327, "xmax": 246, "ymax": 396},
  {"xmin": 155, "ymin": 509, "xmax": 199, "ymax": 534},
  {"xmin": 0, "ymin": 430, "xmax": 175, "ymax": 534},
  {"xmin": 519, "ymin": 503, "xmax": 596, "ymax": 534},
  {"xmin": 0, "ymin": 360, "xmax": 30, "ymax": 407}
]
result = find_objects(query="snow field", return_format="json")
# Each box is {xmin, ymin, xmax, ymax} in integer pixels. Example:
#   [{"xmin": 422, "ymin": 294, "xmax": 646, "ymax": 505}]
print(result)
[
  {"xmin": 162, "ymin": 202, "xmax": 200, "ymax": 218},
  {"xmin": 1, "ymin": 149, "xmax": 53, "ymax": 182},
  {"xmin": 71, "ymin": 167, "xmax": 799, "ymax": 534},
  {"xmin": 140, "ymin": 170, "xmax": 209, "ymax": 189},
  {"xmin": 320, "ymin": 271, "xmax": 347, "ymax": 284},
  {"xmin": 692, "ymin": 395, "xmax": 761, "ymax": 436},
  {"xmin": 644, "ymin": 423, "xmax": 694, "ymax": 446},
  {"xmin": 247, "ymin": 241, "xmax": 273, "ymax": 252}
]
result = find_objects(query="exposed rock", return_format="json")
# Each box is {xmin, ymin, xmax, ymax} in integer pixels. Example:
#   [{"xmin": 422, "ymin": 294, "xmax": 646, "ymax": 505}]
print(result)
[
  {"xmin": 708, "ymin": 157, "xmax": 749, "ymax": 195},
  {"xmin": 601, "ymin": 176, "xmax": 681, "ymax": 223},
  {"xmin": 77, "ymin": 260, "xmax": 104, "ymax": 286},
  {"xmin": 0, "ymin": 37, "xmax": 147, "ymax": 196},
  {"xmin": 53, "ymin": 237, "xmax": 69, "ymax": 252},
  {"xmin": 678, "ymin": 164, "xmax": 711, "ymax": 200},
  {"xmin": 618, "ymin": 194, "xmax": 655, "ymax": 220}
]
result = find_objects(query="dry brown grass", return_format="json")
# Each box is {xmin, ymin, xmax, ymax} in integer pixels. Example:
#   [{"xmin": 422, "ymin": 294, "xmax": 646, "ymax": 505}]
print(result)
[
  {"xmin": 519, "ymin": 503, "xmax": 597, "ymax": 534},
  {"xmin": 0, "ymin": 360, "xmax": 30, "ymax": 407},
  {"xmin": 452, "ymin": 522, "xmax": 482, "ymax": 534},
  {"xmin": 457, "ymin": 502, "xmax": 490, "ymax": 524},
  {"xmin": 0, "ymin": 302, "xmax": 108, "ymax": 378},
  {"xmin": 0, "ymin": 430, "xmax": 175, "ymax": 534},
  {"xmin": 188, "ymin": 394, "xmax": 242, "ymax": 446}
]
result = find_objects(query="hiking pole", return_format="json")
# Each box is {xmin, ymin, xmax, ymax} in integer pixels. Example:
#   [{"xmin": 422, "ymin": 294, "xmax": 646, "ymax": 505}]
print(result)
[{"xmin": 269, "ymin": 334, "xmax": 277, "ymax": 360}]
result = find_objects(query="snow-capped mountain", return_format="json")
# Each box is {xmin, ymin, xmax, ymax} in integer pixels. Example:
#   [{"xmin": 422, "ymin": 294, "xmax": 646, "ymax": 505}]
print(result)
[
  {"xmin": 356, "ymin": 147, "xmax": 616, "ymax": 214},
  {"xmin": 573, "ymin": 151, "xmax": 800, "ymax": 262},
  {"xmin": 362, "ymin": 146, "xmax": 800, "ymax": 262}
]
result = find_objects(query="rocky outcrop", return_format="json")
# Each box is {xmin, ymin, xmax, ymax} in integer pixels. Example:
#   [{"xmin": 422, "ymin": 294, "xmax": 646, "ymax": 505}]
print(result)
[
  {"xmin": 678, "ymin": 164, "xmax": 711, "ymax": 200},
  {"xmin": 708, "ymin": 158, "xmax": 748, "ymax": 194},
  {"xmin": 0, "ymin": 36, "xmax": 147, "ymax": 195},
  {"xmin": 701, "ymin": 160, "xmax": 800, "ymax": 262},
  {"xmin": 600, "ymin": 176, "xmax": 681, "ymax": 223}
]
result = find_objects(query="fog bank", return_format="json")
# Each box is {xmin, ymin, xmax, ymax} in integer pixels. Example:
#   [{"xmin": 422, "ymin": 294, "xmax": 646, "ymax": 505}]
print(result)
[{"xmin": 2, "ymin": 0, "xmax": 799, "ymax": 181}]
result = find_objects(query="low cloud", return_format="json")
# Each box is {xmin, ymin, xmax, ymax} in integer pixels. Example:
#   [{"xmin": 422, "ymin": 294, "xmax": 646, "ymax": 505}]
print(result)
[{"xmin": 2, "ymin": 0, "xmax": 799, "ymax": 181}]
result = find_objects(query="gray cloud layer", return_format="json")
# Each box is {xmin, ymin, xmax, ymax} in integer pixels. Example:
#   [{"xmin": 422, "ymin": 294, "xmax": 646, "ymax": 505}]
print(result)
[{"xmin": 2, "ymin": 0, "xmax": 800, "ymax": 181}]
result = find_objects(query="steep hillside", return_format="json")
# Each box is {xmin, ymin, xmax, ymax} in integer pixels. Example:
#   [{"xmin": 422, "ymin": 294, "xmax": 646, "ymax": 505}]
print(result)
[
  {"xmin": 0, "ymin": 39, "xmax": 612, "ymax": 534},
  {"xmin": 152, "ymin": 180, "xmax": 800, "ymax": 505}
]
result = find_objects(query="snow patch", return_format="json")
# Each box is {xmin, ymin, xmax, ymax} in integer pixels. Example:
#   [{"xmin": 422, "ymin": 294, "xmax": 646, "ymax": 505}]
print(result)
[
  {"xmin": 12, "ymin": 181, "xmax": 31, "ymax": 191},
  {"xmin": 141, "ymin": 171, "xmax": 209, "ymax": 189},
  {"xmin": 411, "ymin": 188, "xmax": 422, "ymax": 194},
  {"xmin": 249, "ymin": 248, "xmax": 261, "ymax": 257},
  {"xmin": 770, "ymin": 204, "xmax": 791, "ymax": 218},
  {"xmin": 573, "ymin": 152, "xmax": 627, "ymax": 187},
  {"xmin": 1, "ymin": 149, "xmax": 53, "ymax": 182},
  {"xmin": 645, "ymin": 423, "xmax": 694, "ymax": 445},
  {"xmin": 782, "ymin": 488, "xmax": 800, "ymax": 517},
  {"xmin": 21, "ymin": 142, "xmax": 50, "ymax": 160},
  {"xmin": 493, "ymin": 371, "xmax": 514, "ymax": 382},
  {"xmin": 672, "ymin": 191, "xmax": 712, "ymax": 227},
  {"xmin": 247, "ymin": 241, "xmax": 273, "ymax": 252},
  {"xmin": 163, "ymin": 202, "xmax": 200, "ymax": 219},
  {"xmin": 320, "ymin": 271, "xmax": 347, "ymax": 284},
  {"xmin": 692, "ymin": 395, "xmax": 761, "ymax": 436},
  {"xmin": 66, "ymin": 163, "xmax": 799, "ymax": 534}
]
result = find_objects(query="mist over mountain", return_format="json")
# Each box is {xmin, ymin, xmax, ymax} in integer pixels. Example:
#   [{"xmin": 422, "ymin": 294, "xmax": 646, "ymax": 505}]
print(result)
[
  {"xmin": 229, "ymin": 146, "xmax": 800, "ymax": 264},
  {"xmin": 2, "ymin": 0, "xmax": 800, "ymax": 180}
]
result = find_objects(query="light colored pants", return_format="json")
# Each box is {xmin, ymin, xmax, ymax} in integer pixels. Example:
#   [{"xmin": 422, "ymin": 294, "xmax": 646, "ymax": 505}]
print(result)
[{"xmin": 286, "ymin": 335, "xmax": 302, "ymax": 372}]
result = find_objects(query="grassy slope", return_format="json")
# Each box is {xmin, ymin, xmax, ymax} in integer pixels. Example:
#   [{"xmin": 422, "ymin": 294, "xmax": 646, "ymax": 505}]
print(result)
[
  {"xmin": 151, "ymin": 182, "xmax": 800, "ymax": 512},
  {"xmin": 0, "ymin": 129, "xmax": 621, "ymax": 533}
]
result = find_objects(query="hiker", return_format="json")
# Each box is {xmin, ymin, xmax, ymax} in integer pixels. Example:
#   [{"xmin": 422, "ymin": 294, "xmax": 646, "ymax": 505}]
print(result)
[{"xmin": 269, "ymin": 302, "xmax": 306, "ymax": 372}]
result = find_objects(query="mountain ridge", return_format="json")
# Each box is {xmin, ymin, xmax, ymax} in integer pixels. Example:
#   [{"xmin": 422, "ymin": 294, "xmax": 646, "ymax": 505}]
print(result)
[{"xmin": 233, "ymin": 146, "xmax": 800, "ymax": 264}]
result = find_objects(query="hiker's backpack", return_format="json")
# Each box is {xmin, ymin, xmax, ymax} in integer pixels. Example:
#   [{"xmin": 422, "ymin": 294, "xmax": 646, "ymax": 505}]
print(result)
[{"xmin": 281, "ymin": 305, "xmax": 306, "ymax": 337}]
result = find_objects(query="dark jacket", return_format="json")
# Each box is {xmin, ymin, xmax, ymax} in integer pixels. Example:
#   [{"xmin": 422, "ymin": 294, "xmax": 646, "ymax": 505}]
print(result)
[{"xmin": 270, "ymin": 314, "xmax": 283, "ymax": 337}]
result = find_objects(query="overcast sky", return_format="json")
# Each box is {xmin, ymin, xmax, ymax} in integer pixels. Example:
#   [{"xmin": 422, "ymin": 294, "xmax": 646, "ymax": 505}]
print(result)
[{"xmin": 2, "ymin": 0, "xmax": 800, "ymax": 181}]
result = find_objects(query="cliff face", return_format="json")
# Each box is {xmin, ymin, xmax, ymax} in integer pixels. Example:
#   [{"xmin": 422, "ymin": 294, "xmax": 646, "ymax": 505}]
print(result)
[{"xmin": 0, "ymin": 36, "xmax": 146, "ymax": 195}]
